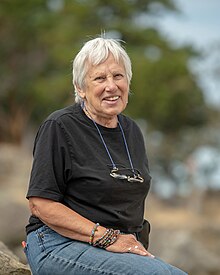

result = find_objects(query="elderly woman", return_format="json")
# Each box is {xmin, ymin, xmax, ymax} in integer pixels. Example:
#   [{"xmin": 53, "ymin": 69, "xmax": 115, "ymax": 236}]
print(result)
[{"xmin": 24, "ymin": 37, "xmax": 187, "ymax": 275}]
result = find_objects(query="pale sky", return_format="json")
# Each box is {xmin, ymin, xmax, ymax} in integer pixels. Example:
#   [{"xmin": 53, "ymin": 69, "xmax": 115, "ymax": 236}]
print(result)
[
  {"xmin": 159, "ymin": 0, "xmax": 220, "ymax": 49},
  {"xmin": 156, "ymin": 0, "xmax": 220, "ymax": 108}
]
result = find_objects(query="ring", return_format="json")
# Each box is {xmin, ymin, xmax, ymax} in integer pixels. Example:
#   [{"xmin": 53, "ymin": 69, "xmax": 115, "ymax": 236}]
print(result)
[
  {"xmin": 128, "ymin": 247, "xmax": 132, "ymax": 252},
  {"xmin": 134, "ymin": 245, "xmax": 138, "ymax": 249}
]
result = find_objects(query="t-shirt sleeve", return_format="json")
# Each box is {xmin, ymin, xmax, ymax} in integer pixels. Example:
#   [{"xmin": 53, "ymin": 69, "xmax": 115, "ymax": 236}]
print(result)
[{"xmin": 26, "ymin": 119, "xmax": 72, "ymax": 201}]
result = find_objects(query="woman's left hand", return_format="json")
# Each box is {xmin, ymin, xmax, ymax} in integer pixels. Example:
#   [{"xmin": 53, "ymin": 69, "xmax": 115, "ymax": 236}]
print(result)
[{"xmin": 105, "ymin": 233, "xmax": 154, "ymax": 257}]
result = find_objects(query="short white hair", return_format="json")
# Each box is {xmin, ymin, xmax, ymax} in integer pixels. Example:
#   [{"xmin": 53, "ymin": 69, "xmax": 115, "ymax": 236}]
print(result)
[{"xmin": 72, "ymin": 37, "xmax": 132, "ymax": 103}]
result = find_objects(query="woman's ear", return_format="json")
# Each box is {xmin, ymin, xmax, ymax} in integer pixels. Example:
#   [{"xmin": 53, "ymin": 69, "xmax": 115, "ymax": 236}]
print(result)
[{"xmin": 76, "ymin": 85, "xmax": 86, "ymax": 100}]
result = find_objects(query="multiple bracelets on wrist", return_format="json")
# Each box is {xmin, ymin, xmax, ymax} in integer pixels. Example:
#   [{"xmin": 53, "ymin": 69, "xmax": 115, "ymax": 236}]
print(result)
[{"xmin": 89, "ymin": 223, "xmax": 120, "ymax": 249}]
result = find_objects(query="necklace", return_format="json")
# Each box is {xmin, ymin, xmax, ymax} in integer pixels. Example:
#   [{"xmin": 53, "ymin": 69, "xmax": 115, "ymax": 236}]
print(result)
[{"xmin": 82, "ymin": 103, "xmax": 144, "ymax": 183}]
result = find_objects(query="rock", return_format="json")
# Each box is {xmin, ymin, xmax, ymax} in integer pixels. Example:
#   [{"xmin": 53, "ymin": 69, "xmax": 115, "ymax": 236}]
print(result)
[{"xmin": 0, "ymin": 241, "xmax": 31, "ymax": 275}]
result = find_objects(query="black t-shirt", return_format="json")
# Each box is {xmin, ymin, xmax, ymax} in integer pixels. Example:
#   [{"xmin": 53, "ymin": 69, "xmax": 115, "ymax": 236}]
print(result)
[{"xmin": 26, "ymin": 104, "xmax": 151, "ymax": 235}]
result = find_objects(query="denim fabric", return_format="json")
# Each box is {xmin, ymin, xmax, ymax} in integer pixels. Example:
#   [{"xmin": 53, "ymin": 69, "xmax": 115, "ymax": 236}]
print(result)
[{"xmin": 24, "ymin": 225, "xmax": 187, "ymax": 275}]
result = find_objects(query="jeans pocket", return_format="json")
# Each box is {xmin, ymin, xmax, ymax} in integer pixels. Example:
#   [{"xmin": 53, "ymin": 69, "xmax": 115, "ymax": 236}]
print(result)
[
  {"xmin": 36, "ymin": 225, "xmax": 67, "ymax": 254},
  {"xmin": 36, "ymin": 226, "xmax": 51, "ymax": 252}
]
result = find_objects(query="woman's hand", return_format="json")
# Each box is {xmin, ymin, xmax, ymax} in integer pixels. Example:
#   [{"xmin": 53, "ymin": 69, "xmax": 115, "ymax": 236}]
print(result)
[{"xmin": 106, "ymin": 233, "xmax": 154, "ymax": 257}]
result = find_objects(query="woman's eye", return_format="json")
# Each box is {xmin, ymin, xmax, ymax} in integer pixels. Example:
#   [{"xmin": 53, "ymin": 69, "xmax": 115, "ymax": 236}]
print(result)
[
  {"xmin": 94, "ymin": 76, "xmax": 105, "ymax": 81},
  {"xmin": 114, "ymin": 74, "xmax": 123, "ymax": 79}
]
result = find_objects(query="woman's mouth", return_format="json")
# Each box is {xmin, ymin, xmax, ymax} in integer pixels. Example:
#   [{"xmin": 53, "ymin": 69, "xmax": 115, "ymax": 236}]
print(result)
[{"xmin": 103, "ymin": 96, "xmax": 120, "ymax": 102}]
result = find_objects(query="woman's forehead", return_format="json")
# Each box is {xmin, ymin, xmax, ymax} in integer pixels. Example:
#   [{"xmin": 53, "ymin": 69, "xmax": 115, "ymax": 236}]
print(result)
[{"xmin": 87, "ymin": 55, "xmax": 125, "ymax": 72}]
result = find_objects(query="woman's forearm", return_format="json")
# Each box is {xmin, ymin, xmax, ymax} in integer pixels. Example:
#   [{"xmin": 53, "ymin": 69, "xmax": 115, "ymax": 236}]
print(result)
[
  {"xmin": 29, "ymin": 197, "xmax": 106, "ymax": 243},
  {"xmin": 29, "ymin": 197, "xmax": 153, "ymax": 256}
]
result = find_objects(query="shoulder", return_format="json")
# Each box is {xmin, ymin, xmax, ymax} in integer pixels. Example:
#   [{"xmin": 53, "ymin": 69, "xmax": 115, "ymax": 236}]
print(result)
[
  {"xmin": 34, "ymin": 104, "xmax": 80, "ymax": 140},
  {"xmin": 119, "ymin": 114, "xmax": 142, "ymax": 133},
  {"xmin": 45, "ymin": 104, "xmax": 77, "ymax": 122},
  {"xmin": 38, "ymin": 104, "xmax": 83, "ymax": 129},
  {"xmin": 119, "ymin": 114, "xmax": 146, "ymax": 146}
]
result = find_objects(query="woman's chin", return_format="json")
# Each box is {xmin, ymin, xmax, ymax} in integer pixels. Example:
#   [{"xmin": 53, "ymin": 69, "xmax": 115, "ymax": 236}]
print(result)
[{"xmin": 101, "ymin": 101, "xmax": 125, "ymax": 114}]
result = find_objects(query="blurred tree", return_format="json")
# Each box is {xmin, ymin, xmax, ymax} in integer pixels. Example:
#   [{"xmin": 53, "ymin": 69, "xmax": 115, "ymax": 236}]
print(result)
[
  {"xmin": 129, "ymin": 44, "xmax": 206, "ymax": 132},
  {"xmin": 0, "ymin": 0, "xmax": 207, "ymax": 143}
]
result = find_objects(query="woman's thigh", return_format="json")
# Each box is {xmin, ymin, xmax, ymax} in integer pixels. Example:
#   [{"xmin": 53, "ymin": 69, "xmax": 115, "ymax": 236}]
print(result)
[{"xmin": 25, "ymin": 225, "xmax": 187, "ymax": 275}]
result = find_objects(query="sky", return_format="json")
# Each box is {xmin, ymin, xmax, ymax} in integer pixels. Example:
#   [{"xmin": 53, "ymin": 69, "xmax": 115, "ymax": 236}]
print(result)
[{"xmin": 155, "ymin": 0, "xmax": 220, "ymax": 108}]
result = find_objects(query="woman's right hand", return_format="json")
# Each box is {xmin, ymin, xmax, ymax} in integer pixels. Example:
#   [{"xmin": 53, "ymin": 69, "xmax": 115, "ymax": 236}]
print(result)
[{"xmin": 105, "ymin": 233, "xmax": 154, "ymax": 257}]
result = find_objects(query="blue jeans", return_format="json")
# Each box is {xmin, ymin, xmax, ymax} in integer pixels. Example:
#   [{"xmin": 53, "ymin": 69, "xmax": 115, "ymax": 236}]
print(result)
[{"xmin": 24, "ymin": 225, "xmax": 187, "ymax": 275}]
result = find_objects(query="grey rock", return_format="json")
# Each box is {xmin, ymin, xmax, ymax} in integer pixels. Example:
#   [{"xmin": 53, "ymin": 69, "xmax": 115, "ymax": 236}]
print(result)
[{"xmin": 0, "ymin": 241, "xmax": 31, "ymax": 275}]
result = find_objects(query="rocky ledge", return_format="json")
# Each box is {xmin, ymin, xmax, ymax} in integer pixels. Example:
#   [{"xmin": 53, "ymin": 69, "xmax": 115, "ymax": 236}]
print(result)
[{"xmin": 0, "ymin": 241, "xmax": 31, "ymax": 275}]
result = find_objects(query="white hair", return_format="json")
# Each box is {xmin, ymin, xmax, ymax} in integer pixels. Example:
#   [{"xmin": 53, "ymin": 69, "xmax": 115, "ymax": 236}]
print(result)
[{"xmin": 72, "ymin": 37, "xmax": 132, "ymax": 103}]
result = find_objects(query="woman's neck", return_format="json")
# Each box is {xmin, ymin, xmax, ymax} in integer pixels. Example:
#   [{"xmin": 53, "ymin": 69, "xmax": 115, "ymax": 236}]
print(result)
[{"xmin": 83, "ymin": 105, "xmax": 118, "ymax": 128}]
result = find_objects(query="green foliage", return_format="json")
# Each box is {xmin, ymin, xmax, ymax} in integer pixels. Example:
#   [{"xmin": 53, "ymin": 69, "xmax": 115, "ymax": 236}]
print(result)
[
  {"xmin": 128, "ymin": 45, "xmax": 206, "ymax": 131},
  {"xmin": 0, "ymin": 0, "xmax": 207, "ymax": 142}
]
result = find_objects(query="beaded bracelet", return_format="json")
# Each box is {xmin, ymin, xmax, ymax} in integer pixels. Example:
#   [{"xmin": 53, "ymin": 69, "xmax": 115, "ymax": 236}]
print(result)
[
  {"xmin": 93, "ymin": 228, "xmax": 120, "ymax": 249},
  {"xmin": 89, "ymin": 223, "xmax": 100, "ymax": 245},
  {"xmin": 101, "ymin": 229, "xmax": 120, "ymax": 249},
  {"xmin": 93, "ymin": 228, "xmax": 110, "ymax": 246},
  {"xmin": 95, "ymin": 229, "xmax": 113, "ymax": 247},
  {"xmin": 100, "ymin": 229, "xmax": 120, "ymax": 249}
]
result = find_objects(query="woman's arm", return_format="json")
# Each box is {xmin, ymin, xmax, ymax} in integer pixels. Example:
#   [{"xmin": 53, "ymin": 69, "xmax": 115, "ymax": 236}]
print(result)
[
  {"xmin": 29, "ymin": 197, "xmax": 106, "ymax": 242},
  {"xmin": 29, "ymin": 197, "xmax": 154, "ymax": 257}
]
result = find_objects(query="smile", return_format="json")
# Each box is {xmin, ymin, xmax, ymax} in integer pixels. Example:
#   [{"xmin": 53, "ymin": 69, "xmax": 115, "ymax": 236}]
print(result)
[{"xmin": 103, "ymin": 96, "xmax": 120, "ymax": 101}]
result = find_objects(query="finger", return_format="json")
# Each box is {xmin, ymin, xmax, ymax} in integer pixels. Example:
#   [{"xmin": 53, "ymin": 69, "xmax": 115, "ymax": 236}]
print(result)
[
  {"xmin": 127, "ymin": 245, "xmax": 145, "ymax": 255},
  {"xmin": 145, "ymin": 251, "xmax": 155, "ymax": 258},
  {"xmin": 136, "ymin": 249, "xmax": 155, "ymax": 257},
  {"xmin": 129, "ymin": 246, "xmax": 155, "ymax": 258},
  {"xmin": 136, "ymin": 242, "xmax": 154, "ymax": 257}
]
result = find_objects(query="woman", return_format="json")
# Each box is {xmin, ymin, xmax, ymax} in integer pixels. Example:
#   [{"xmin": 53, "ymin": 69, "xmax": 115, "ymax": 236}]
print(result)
[{"xmin": 24, "ymin": 37, "xmax": 187, "ymax": 274}]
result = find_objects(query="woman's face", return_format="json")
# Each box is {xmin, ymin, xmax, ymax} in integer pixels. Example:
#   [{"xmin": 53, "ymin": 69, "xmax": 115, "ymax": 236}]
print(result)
[{"xmin": 79, "ymin": 54, "xmax": 129, "ymax": 127}]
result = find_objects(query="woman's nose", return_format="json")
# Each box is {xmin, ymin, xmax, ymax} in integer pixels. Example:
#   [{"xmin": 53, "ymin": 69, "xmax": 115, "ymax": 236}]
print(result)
[{"xmin": 105, "ymin": 77, "xmax": 117, "ymax": 91}]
